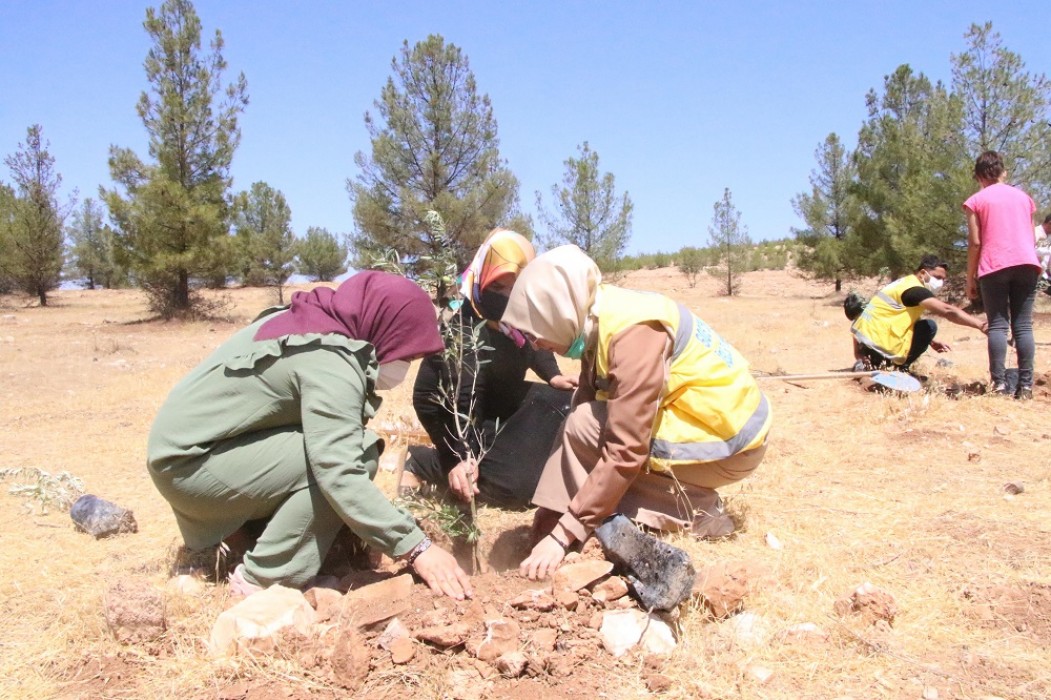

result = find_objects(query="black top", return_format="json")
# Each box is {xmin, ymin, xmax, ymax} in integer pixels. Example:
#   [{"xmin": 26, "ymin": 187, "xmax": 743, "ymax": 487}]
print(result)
[
  {"xmin": 900, "ymin": 286, "xmax": 934, "ymax": 307},
  {"xmin": 412, "ymin": 302, "xmax": 563, "ymax": 471}
]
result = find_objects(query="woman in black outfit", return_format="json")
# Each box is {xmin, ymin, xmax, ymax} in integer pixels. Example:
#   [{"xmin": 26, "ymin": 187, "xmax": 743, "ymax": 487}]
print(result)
[{"xmin": 401, "ymin": 229, "xmax": 576, "ymax": 507}]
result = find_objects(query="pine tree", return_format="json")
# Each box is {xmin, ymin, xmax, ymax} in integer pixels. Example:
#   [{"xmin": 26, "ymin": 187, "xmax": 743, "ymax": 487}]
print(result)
[
  {"xmin": 295, "ymin": 226, "xmax": 348, "ymax": 282},
  {"xmin": 707, "ymin": 188, "xmax": 751, "ymax": 296},
  {"xmin": 792, "ymin": 133, "xmax": 861, "ymax": 291},
  {"xmin": 952, "ymin": 22, "xmax": 1051, "ymax": 204},
  {"xmin": 67, "ymin": 198, "xmax": 123, "ymax": 289},
  {"xmin": 1, "ymin": 125, "xmax": 71, "ymax": 306},
  {"xmin": 535, "ymin": 141, "xmax": 633, "ymax": 271},
  {"xmin": 852, "ymin": 65, "xmax": 970, "ymax": 278},
  {"xmin": 102, "ymin": 0, "xmax": 248, "ymax": 317},
  {"xmin": 232, "ymin": 181, "xmax": 296, "ymax": 301},
  {"xmin": 348, "ymin": 34, "xmax": 529, "ymax": 278}
]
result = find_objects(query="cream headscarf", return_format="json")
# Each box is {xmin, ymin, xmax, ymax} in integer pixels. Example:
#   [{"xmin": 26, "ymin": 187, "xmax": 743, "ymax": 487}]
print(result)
[{"xmin": 501, "ymin": 245, "xmax": 602, "ymax": 348}]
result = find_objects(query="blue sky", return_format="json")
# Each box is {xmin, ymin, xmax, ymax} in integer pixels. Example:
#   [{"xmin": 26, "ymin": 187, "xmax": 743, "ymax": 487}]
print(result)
[{"xmin": 1, "ymin": 1, "xmax": 1047, "ymax": 255}]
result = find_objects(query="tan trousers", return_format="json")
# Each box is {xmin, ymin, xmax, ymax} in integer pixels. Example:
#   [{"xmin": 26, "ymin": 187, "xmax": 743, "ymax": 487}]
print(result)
[{"xmin": 532, "ymin": 401, "xmax": 766, "ymax": 533}]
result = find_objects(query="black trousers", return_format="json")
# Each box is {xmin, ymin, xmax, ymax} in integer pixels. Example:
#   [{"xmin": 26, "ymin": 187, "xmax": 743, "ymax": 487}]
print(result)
[
  {"xmin": 406, "ymin": 382, "xmax": 572, "ymax": 508},
  {"xmin": 861, "ymin": 319, "xmax": 937, "ymax": 370}
]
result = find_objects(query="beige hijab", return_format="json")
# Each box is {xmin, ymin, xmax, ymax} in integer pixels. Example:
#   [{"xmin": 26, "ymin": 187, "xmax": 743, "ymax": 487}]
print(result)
[{"xmin": 501, "ymin": 245, "xmax": 601, "ymax": 347}]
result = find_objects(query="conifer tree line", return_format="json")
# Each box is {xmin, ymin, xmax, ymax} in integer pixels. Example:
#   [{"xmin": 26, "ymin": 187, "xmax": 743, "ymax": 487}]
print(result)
[
  {"xmin": 1, "ymin": 2, "xmax": 1047, "ymax": 313},
  {"xmin": 792, "ymin": 22, "xmax": 1051, "ymax": 291}
]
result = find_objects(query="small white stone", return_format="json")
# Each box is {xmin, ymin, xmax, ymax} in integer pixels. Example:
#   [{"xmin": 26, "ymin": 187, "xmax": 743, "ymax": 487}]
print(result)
[
  {"xmin": 745, "ymin": 664, "xmax": 774, "ymax": 684},
  {"xmin": 599, "ymin": 609, "xmax": 647, "ymax": 657},
  {"xmin": 765, "ymin": 532, "xmax": 783, "ymax": 550},
  {"xmin": 725, "ymin": 611, "xmax": 771, "ymax": 647},
  {"xmin": 640, "ymin": 615, "xmax": 677, "ymax": 654}
]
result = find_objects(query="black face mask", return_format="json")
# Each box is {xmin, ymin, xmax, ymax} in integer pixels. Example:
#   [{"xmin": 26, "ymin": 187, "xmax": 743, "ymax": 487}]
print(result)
[{"xmin": 477, "ymin": 289, "xmax": 510, "ymax": 321}]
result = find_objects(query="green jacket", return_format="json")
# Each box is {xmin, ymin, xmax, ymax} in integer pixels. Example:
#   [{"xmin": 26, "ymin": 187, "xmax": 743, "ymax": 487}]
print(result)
[{"xmin": 147, "ymin": 312, "xmax": 423, "ymax": 557}]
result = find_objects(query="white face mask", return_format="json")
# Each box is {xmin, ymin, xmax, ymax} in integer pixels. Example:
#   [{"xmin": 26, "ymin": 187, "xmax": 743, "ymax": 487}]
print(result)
[
  {"xmin": 924, "ymin": 274, "xmax": 944, "ymax": 293},
  {"xmin": 375, "ymin": 360, "xmax": 410, "ymax": 391}
]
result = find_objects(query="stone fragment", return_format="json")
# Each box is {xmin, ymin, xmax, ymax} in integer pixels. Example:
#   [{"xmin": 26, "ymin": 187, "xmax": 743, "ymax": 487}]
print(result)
[
  {"xmin": 552, "ymin": 560, "xmax": 614, "ymax": 595},
  {"xmin": 692, "ymin": 560, "xmax": 769, "ymax": 619},
  {"xmin": 341, "ymin": 573, "xmax": 414, "ymax": 627},
  {"xmin": 745, "ymin": 664, "xmax": 774, "ymax": 684},
  {"xmin": 390, "ymin": 636, "xmax": 415, "ymax": 664},
  {"xmin": 640, "ymin": 615, "xmax": 677, "ymax": 654},
  {"xmin": 166, "ymin": 574, "xmax": 207, "ymax": 597},
  {"xmin": 330, "ymin": 627, "xmax": 370, "ymax": 691},
  {"xmin": 922, "ymin": 687, "xmax": 939, "ymax": 700},
  {"xmin": 644, "ymin": 673, "xmax": 673, "ymax": 693},
  {"xmin": 1003, "ymin": 482, "xmax": 1024, "ymax": 496},
  {"xmin": 833, "ymin": 582, "xmax": 897, "ymax": 625},
  {"xmin": 532, "ymin": 627, "xmax": 558, "ymax": 652},
  {"xmin": 725, "ymin": 611, "xmax": 771, "ymax": 648},
  {"xmin": 495, "ymin": 651, "xmax": 528, "ymax": 677},
  {"xmin": 588, "ymin": 611, "xmax": 604, "ymax": 629},
  {"xmin": 377, "ymin": 617, "xmax": 411, "ymax": 650},
  {"xmin": 104, "ymin": 579, "xmax": 166, "ymax": 644},
  {"xmin": 304, "ymin": 586, "xmax": 344, "ymax": 623},
  {"xmin": 508, "ymin": 589, "xmax": 557, "ymax": 611},
  {"xmin": 476, "ymin": 618, "xmax": 520, "ymax": 662},
  {"xmin": 210, "ymin": 585, "xmax": 316, "ymax": 658},
  {"xmin": 416, "ymin": 621, "xmax": 472, "ymax": 648},
  {"xmin": 555, "ymin": 590, "xmax": 579, "ymax": 610},
  {"xmin": 599, "ymin": 609, "xmax": 648, "ymax": 657},
  {"xmin": 765, "ymin": 532, "xmax": 783, "ymax": 550},
  {"xmin": 591, "ymin": 576, "xmax": 629, "ymax": 603}
]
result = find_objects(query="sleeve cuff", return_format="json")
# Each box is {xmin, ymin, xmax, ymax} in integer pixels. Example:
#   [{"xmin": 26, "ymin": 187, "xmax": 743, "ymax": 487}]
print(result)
[
  {"xmin": 389, "ymin": 528, "xmax": 426, "ymax": 558},
  {"xmin": 558, "ymin": 512, "xmax": 589, "ymax": 543}
]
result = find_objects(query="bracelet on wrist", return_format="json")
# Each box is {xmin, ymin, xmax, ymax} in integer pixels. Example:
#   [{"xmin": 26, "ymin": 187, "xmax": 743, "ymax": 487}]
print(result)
[
  {"xmin": 548, "ymin": 532, "xmax": 570, "ymax": 551},
  {"xmin": 404, "ymin": 536, "xmax": 432, "ymax": 566}
]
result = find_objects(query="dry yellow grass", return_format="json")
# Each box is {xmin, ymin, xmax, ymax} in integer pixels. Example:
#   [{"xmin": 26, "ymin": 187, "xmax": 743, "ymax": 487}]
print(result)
[{"xmin": 2, "ymin": 268, "xmax": 1050, "ymax": 699}]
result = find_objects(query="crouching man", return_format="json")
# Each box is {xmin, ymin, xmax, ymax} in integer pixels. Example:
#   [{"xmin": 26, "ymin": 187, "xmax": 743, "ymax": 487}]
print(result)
[{"xmin": 851, "ymin": 255, "xmax": 988, "ymax": 373}]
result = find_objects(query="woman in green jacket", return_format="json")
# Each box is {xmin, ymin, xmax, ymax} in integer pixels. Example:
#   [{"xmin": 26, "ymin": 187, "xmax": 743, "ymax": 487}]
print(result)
[{"xmin": 148, "ymin": 271, "xmax": 472, "ymax": 600}]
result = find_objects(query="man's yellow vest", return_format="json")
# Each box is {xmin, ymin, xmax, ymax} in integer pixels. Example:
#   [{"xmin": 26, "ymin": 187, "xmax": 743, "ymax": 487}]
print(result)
[
  {"xmin": 851, "ymin": 274, "xmax": 926, "ymax": 364},
  {"xmin": 592, "ymin": 286, "xmax": 771, "ymax": 471}
]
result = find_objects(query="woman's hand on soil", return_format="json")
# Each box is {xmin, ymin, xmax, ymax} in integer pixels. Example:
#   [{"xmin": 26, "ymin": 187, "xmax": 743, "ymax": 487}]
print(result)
[
  {"xmin": 519, "ymin": 536, "xmax": 566, "ymax": 580},
  {"xmin": 447, "ymin": 460, "xmax": 479, "ymax": 502},
  {"xmin": 412, "ymin": 546, "xmax": 473, "ymax": 600}
]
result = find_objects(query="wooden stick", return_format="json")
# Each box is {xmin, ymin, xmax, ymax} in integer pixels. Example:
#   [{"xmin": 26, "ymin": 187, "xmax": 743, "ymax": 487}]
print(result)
[{"xmin": 754, "ymin": 371, "xmax": 876, "ymax": 381}]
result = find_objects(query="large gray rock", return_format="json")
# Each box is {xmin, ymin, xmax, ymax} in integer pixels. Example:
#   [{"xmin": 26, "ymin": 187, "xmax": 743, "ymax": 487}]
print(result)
[
  {"xmin": 70, "ymin": 494, "xmax": 137, "ymax": 538},
  {"xmin": 595, "ymin": 514, "xmax": 695, "ymax": 611}
]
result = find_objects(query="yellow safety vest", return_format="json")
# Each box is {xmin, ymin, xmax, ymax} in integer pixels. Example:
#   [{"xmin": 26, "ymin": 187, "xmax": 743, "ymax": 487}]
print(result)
[
  {"xmin": 850, "ymin": 274, "xmax": 926, "ymax": 364},
  {"xmin": 593, "ymin": 286, "xmax": 771, "ymax": 471}
]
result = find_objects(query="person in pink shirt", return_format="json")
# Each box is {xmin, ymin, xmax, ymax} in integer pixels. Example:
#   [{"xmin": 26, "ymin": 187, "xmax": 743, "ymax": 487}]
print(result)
[{"xmin": 963, "ymin": 150, "xmax": 1040, "ymax": 399}]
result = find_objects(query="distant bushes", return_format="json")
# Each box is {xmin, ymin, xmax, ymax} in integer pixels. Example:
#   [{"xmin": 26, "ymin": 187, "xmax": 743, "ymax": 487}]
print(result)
[{"xmin": 612, "ymin": 238, "xmax": 802, "ymax": 283}]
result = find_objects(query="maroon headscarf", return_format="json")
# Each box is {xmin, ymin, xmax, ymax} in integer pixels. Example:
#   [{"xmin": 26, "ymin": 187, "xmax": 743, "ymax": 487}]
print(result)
[{"xmin": 255, "ymin": 271, "xmax": 442, "ymax": 363}]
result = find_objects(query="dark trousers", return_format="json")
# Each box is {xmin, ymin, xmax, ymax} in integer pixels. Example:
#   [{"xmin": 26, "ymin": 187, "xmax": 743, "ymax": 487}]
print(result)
[
  {"xmin": 406, "ymin": 382, "xmax": 572, "ymax": 507},
  {"xmin": 861, "ymin": 319, "xmax": 937, "ymax": 371},
  {"xmin": 979, "ymin": 265, "xmax": 1038, "ymax": 388}
]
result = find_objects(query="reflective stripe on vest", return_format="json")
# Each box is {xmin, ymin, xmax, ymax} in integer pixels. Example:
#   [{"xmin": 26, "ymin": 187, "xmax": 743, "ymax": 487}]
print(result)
[
  {"xmin": 671, "ymin": 303, "xmax": 693, "ymax": 362},
  {"xmin": 650, "ymin": 392, "xmax": 771, "ymax": 461},
  {"xmin": 875, "ymin": 291, "xmax": 903, "ymax": 309}
]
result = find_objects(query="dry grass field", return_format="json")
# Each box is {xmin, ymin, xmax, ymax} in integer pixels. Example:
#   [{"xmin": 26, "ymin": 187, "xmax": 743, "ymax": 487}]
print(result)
[{"xmin": 2, "ymin": 266, "xmax": 1051, "ymax": 700}]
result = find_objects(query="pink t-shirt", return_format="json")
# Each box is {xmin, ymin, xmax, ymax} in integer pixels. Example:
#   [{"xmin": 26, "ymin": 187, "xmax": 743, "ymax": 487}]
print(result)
[{"xmin": 963, "ymin": 182, "xmax": 1038, "ymax": 278}]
